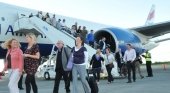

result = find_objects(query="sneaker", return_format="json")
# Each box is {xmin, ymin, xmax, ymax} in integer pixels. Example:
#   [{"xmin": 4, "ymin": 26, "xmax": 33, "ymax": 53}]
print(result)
[
  {"xmin": 126, "ymin": 81, "xmax": 132, "ymax": 83},
  {"xmin": 146, "ymin": 75, "xmax": 153, "ymax": 77},
  {"xmin": 141, "ymin": 76, "xmax": 144, "ymax": 79},
  {"xmin": 19, "ymin": 87, "xmax": 24, "ymax": 90},
  {"xmin": 107, "ymin": 82, "xmax": 111, "ymax": 84},
  {"xmin": 66, "ymin": 89, "xmax": 70, "ymax": 93}
]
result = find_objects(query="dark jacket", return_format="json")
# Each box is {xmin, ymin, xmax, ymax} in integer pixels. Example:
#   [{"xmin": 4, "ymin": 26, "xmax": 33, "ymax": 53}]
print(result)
[
  {"xmin": 115, "ymin": 52, "xmax": 121, "ymax": 63},
  {"xmin": 90, "ymin": 54, "xmax": 104, "ymax": 68},
  {"xmin": 73, "ymin": 47, "xmax": 87, "ymax": 64},
  {"xmin": 99, "ymin": 41, "xmax": 106, "ymax": 50},
  {"xmin": 54, "ymin": 47, "xmax": 71, "ymax": 71}
]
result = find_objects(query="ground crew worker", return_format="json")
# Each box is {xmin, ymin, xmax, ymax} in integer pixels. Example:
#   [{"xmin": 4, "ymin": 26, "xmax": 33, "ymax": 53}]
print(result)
[{"xmin": 142, "ymin": 50, "xmax": 153, "ymax": 77}]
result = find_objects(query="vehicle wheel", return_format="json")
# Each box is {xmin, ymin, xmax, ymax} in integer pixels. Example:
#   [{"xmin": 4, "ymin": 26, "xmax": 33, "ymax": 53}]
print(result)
[{"xmin": 44, "ymin": 72, "xmax": 50, "ymax": 80}]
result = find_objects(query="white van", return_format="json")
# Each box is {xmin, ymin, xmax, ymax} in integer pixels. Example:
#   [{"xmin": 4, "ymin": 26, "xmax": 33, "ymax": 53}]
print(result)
[{"xmin": 36, "ymin": 58, "xmax": 56, "ymax": 80}]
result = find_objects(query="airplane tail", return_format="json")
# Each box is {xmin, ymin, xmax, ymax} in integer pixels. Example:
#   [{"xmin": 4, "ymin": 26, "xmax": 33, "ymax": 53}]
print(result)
[{"xmin": 145, "ymin": 4, "xmax": 155, "ymax": 26}]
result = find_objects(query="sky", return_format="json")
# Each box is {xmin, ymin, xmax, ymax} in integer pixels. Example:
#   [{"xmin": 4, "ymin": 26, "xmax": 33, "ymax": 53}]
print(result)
[{"xmin": 0, "ymin": 0, "xmax": 170, "ymax": 62}]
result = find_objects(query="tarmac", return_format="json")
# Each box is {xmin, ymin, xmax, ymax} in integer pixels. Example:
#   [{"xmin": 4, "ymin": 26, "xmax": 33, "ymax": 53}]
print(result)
[{"xmin": 0, "ymin": 64, "xmax": 169, "ymax": 93}]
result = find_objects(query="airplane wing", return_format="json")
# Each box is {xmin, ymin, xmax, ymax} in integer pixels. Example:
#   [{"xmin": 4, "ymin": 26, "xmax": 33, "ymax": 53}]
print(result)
[{"xmin": 131, "ymin": 21, "xmax": 170, "ymax": 38}]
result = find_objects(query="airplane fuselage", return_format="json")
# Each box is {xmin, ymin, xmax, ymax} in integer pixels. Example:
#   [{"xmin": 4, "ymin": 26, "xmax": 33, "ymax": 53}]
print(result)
[{"xmin": 0, "ymin": 2, "xmax": 152, "ymax": 59}]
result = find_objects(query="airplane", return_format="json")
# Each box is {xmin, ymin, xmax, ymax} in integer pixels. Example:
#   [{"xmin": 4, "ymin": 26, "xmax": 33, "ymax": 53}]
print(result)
[{"xmin": 0, "ymin": 2, "xmax": 170, "ymax": 60}]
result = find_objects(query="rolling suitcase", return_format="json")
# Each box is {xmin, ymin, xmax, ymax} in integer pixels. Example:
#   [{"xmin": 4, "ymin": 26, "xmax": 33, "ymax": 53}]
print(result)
[{"xmin": 87, "ymin": 69, "xmax": 99, "ymax": 93}]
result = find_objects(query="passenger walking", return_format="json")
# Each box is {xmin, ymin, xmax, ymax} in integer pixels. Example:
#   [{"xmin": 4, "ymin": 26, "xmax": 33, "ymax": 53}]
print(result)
[
  {"xmin": 77, "ymin": 26, "xmax": 82, "ymax": 34},
  {"xmin": 135, "ymin": 53, "xmax": 144, "ymax": 79},
  {"xmin": 71, "ymin": 25, "xmax": 78, "ymax": 37},
  {"xmin": 80, "ymin": 26, "xmax": 88, "ymax": 41},
  {"xmin": 87, "ymin": 30, "xmax": 95, "ymax": 48},
  {"xmin": 72, "ymin": 35, "xmax": 91, "ymax": 93},
  {"xmin": 99, "ymin": 37, "xmax": 106, "ymax": 54},
  {"xmin": 2, "ymin": 38, "xmax": 23, "ymax": 93},
  {"xmin": 36, "ymin": 11, "xmax": 43, "ymax": 19},
  {"xmin": 142, "ymin": 50, "xmax": 153, "ymax": 77},
  {"xmin": 51, "ymin": 14, "xmax": 57, "ymax": 27},
  {"xmin": 74, "ymin": 22, "xmax": 78, "ymax": 32},
  {"xmin": 90, "ymin": 49, "xmax": 104, "ymax": 84},
  {"xmin": 24, "ymin": 33, "xmax": 40, "ymax": 93},
  {"xmin": 53, "ymin": 40, "xmax": 71, "ymax": 93},
  {"xmin": 105, "ymin": 48, "xmax": 114, "ymax": 84},
  {"xmin": 123, "ymin": 44, "xmax": 136, "ymax": 83},
  {"xmin": 61, "ymin": 19, "xmax": 67, "ymax": 31},
  {"xmin": 115, "ymin": 48, "xmax": 123, "ymax": 75},
  {"xmin": 43, "ymin": 13, "xmax": 51, "ymax": 25},
  {"xmin": 56, "ymin": 19, "xmax": 62, "ymax": 30}
]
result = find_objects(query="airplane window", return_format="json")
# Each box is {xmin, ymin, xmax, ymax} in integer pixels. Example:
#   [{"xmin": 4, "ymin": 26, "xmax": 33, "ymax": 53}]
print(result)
[{"xmin": 1, "ymin": 17, "xmax": 5, "ymax": 21}]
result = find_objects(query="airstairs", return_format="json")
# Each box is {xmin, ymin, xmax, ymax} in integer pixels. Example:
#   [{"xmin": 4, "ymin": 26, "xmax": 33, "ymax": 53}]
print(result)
[
  {"xmin": 13, "ymin": 13, "xmax": 119, "ymax": 78},
  {"xmin": 13, "ymin": 14, "xmax": 96, "ymax": 58}
]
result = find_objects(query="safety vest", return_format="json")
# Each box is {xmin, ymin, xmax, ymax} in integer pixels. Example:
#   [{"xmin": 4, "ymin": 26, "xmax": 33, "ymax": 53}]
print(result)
[{"xmin": 145, "ymin": 52, "xmax": 151, "ymax": 61}]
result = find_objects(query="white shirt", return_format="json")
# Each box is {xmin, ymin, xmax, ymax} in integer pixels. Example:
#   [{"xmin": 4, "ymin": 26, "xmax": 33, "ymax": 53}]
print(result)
[
  {"xmin": 105, "ymin": 53, "xmax": 115, "ymax": 65},
  {"xmin": 119, "ymin": 51, "xmax": 122, "ymax": 58},
  {"xmin": 61, "ymin": 22, "xmax": 66, "ymax": 27},
  {"xmin": 71, "ymin": 29, "xmax": 76, "ymax": 35},
  {"xmin": 123, "ymin": 48, "xmax": 136, "ymax": 62},
  {"xmin": 46, "ymin": 17, "xmax": 51, "ymax": 24},
  {"xmin": 37, "ymin": 13, "xmax": 43, "ymax": 19},
  {"xmin": 51, "ymin": 17, "xmax": 56, "ymax": 27}
]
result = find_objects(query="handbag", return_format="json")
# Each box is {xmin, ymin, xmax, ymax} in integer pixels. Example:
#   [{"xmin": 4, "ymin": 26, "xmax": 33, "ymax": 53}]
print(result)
[
  {"xmin": 66, "ymin": 55, "xmax": 73, "ymax": 71},
  {"xmin": 109, "ymin": 63, "xmax": 114, "ymax": 68},
  {"xmin": 65, "ymin": 47, "xmax": 75, "ymax": 71}
]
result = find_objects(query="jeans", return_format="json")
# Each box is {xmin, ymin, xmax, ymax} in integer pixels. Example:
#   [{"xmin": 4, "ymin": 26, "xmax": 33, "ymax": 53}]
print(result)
[
  {"xmin": 8, "ymin": 69, "xmax": 20, "ymax": 93},
  {"xmin": 72, "ymin": 64, "xmax": 91, "ymax": 93}
]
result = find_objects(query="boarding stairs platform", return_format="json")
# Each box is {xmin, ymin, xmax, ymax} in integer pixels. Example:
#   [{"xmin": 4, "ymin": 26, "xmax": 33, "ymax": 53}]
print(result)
[{"xmin": 13, "ymin": 14, "xmax": 96, "ymax": 59}]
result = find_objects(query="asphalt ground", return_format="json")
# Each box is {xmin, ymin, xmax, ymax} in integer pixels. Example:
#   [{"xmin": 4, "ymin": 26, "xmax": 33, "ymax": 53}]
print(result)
[{"xmin": 0, "ymin": 64, "xmax": 169, "ymax": 93}]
